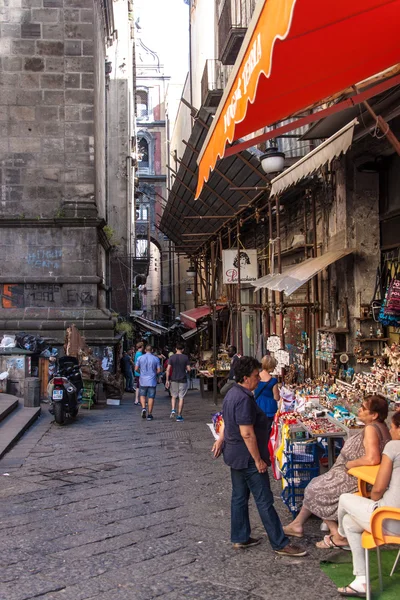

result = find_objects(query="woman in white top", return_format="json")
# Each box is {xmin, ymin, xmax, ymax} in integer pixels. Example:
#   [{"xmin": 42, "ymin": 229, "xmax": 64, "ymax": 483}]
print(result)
[{"xmin": 335, "ymin": 411, "xmax": 400, "ymax": 597}]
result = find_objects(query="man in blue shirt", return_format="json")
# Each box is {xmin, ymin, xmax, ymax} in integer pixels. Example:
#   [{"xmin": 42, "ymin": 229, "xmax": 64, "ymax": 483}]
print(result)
[
  {"xmin": 136, "ymin": 345, "xmax": 160, "ymax": 421},
  {"xmin": 212, "ymin": 356, "xmax": 306, "ymax": 557}
]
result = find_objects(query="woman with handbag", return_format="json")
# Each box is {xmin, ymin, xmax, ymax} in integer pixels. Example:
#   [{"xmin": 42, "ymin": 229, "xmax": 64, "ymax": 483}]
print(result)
[{"xmin": 254, "ymin": 355, "xmax": 279, "ymax": 442}]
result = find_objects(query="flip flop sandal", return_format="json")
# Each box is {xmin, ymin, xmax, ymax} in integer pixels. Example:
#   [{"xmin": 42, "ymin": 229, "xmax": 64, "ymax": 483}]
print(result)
[
  {"xmin": 338, "ymin": 585, "xmax": 366, "ymax": 597},
  {"xmin": 317, "ymin": 535, "xmax": 351, "ymax": 551}
]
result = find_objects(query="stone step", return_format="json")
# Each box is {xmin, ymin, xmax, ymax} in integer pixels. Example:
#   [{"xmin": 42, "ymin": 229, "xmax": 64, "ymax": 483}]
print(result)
[
  {"xmin": 0, "ymin": 403, "xmax": 41, "ymax": 460},
  {"xmin": 0, "ymin": 393, "xmax": 19, "ymax": 423}
]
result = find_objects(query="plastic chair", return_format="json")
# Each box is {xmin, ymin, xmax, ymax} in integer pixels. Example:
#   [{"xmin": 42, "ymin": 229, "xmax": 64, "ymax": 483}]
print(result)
[{"xmin": 361, "ymin": 507, "xmax": 400, "ymax": 600}]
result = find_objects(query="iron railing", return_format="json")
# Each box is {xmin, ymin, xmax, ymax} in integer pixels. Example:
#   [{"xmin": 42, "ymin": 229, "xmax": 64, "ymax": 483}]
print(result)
[
  {"xmin": 218, "ymin": 0, "xmax": 257, "ymax": 64},
  {"xmin": 201, "ymin": 59, "xmax": 232, "ymax": 108}
]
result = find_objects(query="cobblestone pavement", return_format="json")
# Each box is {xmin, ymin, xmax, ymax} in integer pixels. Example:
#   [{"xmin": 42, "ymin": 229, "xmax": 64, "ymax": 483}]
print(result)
[{"xmin": 0, "ymin": 386, "xmax": 342, "ymax": 600}]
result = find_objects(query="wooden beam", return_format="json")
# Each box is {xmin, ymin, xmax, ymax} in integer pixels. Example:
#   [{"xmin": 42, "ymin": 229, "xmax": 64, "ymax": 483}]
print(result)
[
  {"xmin": 177, "ymin": 153, "xmax": 251, "ymax": 206},
  {"xmin": 184, "ymin": 215, "xmax": 231, "ymax": 219},
  {"xmin": 166, "ymin": 166, "xmax": 211, "ymax": 211},
  {"xmin": 167, "ymin": 187, "xmax": 203, "ymax": 217},
  {"xmin": 185, "ymin": 139, "xmax": 257, "ymax": 204},
  {"xmin": 174, "ymin": 158, "xmax": 236, "ymax": 215},
  {"xmin": 182, "ymin": 234, "xmax": 214, "ymax": 237}
]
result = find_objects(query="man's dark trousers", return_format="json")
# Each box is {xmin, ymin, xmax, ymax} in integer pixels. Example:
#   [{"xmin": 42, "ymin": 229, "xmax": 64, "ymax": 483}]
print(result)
[{"xmin": 230, "ymin": 460, "xmax": 289, "ymax": 550}]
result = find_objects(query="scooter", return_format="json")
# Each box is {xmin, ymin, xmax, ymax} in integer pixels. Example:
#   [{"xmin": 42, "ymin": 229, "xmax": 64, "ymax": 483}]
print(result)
[{"xmin": 49, "ymin": 356, "xmax": 83, "ymax": 425}]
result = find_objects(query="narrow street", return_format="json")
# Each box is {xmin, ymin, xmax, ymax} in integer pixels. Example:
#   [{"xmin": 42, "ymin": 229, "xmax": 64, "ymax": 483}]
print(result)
[{"xmin": 1, "ymin": 387, "xmax": 340, "ymax": 600}]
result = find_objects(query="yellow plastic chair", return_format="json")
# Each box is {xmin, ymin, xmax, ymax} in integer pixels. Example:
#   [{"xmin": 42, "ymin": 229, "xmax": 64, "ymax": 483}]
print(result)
[{"xmin": 361, "ymin": 507, "xmax": 400, "ymax": 600}]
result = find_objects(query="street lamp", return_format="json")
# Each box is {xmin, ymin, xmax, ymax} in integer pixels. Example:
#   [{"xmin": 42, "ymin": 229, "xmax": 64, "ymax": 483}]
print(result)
[
  {"xmin": 186, "ymin": 263, "xmax": 196, "ymax": 277},
  {"xmin": 260, "ymin": 146, "xmax": 285, "ymax": 174},
  {"xmin": 185, "ymin": 285, "xmax": 193, "ymax": 295}
]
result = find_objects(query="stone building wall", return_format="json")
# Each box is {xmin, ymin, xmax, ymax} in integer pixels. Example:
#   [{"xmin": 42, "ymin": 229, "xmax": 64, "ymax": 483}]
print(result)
[{"xmin": 0, "ymin": 0, "xmax": 115, "ymax": 343}]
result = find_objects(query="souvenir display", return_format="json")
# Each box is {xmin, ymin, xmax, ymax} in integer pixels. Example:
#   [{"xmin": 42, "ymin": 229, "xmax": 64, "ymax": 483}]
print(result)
[
  {"xmin": 301, "ymin": 416, "xmax": 345, "ymax": 436},
  {"xmin": 315, "ymin": 331, "xmax": 336, "ymax": 361}
]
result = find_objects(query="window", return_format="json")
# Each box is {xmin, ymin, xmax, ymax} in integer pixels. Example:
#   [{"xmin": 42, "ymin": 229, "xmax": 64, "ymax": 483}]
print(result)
[
  {"xmin": 137, "ymin": 204, "xmax": 149, "ymax": 221},
  {"xmin": 138, "ymin": 138, "xmax": 149, "ymax": 167},
  {"xmin": 136, "ymin": 89, "xmax": 148, "ymax": 118}
]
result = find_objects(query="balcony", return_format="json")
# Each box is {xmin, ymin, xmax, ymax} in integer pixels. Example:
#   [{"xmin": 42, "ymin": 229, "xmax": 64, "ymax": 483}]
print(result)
[
  {"xmin": 132, "ymin": 256, "xmax": 150, "ymax": 278},
  {"xmin": 201, "ymin": 60, "xmax": 231, "ymax": 108},
  {"xmin": 218, "ymin": 0, "xmax": 256, "ymax": 65}
]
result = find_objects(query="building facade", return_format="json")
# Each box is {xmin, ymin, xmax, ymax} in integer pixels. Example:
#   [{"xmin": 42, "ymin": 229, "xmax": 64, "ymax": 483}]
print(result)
[
  {"xmin": 160, "ymin": 0, "xmax": 400, "ymax": 376},
  {"xmin": 134, "ymin": 27, "xmax": 172, "ymax": 324},
  {"xmin": 0, "ymin": 1, "xmax": 136, "ymax": 347}
]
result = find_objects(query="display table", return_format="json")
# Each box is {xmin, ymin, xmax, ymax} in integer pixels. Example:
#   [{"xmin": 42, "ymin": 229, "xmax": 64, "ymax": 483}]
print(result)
[
  {"xmin": 348, "ymin": 464, "xmax": 379, "ymax": 497},
  {"xmin": 198, "ymin": 370, "xmax": 229, "ymax": 398}
]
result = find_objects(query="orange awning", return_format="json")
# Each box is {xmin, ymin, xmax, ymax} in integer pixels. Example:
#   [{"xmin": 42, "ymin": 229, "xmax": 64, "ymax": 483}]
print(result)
[{"xmin": 196, "ymin": 0, "xmax": 400, "ymax": 198}]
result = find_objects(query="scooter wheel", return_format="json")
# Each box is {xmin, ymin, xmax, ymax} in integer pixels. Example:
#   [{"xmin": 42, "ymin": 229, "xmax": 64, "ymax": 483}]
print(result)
[{"xmin": 54, "ymin": 402, "xmax": 65, "ymax": 425}]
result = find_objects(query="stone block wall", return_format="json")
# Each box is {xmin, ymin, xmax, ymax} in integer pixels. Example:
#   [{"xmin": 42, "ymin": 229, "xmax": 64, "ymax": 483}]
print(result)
[{"xmin": 0, "ymin": 1, "xmax": 115, "ymax": 342}]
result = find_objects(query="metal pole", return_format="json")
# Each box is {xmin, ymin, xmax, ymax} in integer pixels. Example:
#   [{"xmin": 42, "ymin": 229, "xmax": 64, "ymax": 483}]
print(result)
[
  {"xmin": 211, "ymin": 241, "xmax": 217, "ymax": 405},
  {"xmin": 194, "ymin": 257, "xmax": 198, "ymax": 307},
  {"xmin": 268, "ymin": 198, "xmax": 276, "ymax": 335},
  {"xmin": 276, "ymin": 196, "xmax": 285, "ymax": 380},
  {"xmin": 311, "ymin": 190, "xmax": 319, "ymax": 377},
  {"xmin": 304, "ymin": 196, "xmax": 311, "ymax": 378},
  {"xmin": 237, "ymin": 220, "xmax": 243, "ymax": 355}
]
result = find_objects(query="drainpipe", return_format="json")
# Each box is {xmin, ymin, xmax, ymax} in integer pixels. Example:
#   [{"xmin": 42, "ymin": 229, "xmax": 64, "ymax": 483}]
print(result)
[{"xmin": 189, "ymin": 1, "xmax": 193, "ymax": 110}]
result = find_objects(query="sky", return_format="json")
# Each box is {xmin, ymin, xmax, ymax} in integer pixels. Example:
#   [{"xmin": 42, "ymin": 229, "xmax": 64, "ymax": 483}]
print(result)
[{"xmin": 135, "ymin": 0, "xmax": 190, "ymax": 84}]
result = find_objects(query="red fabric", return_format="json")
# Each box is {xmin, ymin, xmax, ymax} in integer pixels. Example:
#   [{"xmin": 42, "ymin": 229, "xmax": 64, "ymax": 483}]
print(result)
[
  {"xmin": 180, "ymin": 305, "xmax": 224, "ymax": 329},
  {"xmin": 197, "ymin": 0, "xmax": 400, "ymax": 196},
  {"xmin": 235, "ymin": 0, "xmax": 400, "ymax": 142}
]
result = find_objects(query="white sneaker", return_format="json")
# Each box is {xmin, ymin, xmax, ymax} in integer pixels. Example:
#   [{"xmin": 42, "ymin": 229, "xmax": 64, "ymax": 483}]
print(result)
[{"xmin": 170, "ymin": 410, "xmax": 176, "ymax": 419}]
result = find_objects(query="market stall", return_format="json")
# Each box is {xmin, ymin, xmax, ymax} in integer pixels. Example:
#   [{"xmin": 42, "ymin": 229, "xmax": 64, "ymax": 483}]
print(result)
[
  {"xmin": 197, "ymin": 349, "xmax": 230, "ymax": 398},
  {"xmin": 209, "ymin": 342, "xmax": 399, "ymax": 516}
]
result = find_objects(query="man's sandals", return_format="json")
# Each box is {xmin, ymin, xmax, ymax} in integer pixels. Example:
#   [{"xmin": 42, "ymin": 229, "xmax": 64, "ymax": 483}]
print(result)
[{"xmin": 316, "ymin": 534, "xmax": 350, "ymax": 550}]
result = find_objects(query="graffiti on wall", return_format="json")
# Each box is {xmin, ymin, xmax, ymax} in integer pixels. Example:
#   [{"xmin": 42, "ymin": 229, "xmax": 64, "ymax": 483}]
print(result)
[
  {"xmin": 66, "ymin": 289, "xmax": 94, "ymax": 306},
  {"xmin": 27, "ymin": 248, "xmax": 62, "ymax": 270},
  {"xmin": 25, "ymin": 283, "xmax": 61, "ymax": 305},
  {"xmin": 0, "ymin": 284, "xmax": 24, "ymax": 308},
  {"xmin": 0, "ymin": 284, "xmax": 96, "ymax": 308}
]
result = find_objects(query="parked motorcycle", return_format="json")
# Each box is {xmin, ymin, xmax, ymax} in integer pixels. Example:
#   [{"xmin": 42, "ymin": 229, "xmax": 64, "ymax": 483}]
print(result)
[{"xmin": 49, "ymin": 356, "xmax": 83, "ymax": 425}]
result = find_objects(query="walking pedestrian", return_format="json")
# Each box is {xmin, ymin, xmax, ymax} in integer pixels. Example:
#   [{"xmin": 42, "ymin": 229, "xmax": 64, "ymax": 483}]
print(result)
[
  {"xmin": 136, "ymin": 344, "xmax": 160, "ymax": 421},
  {"xmin": 165, "ymin": 342, "xmax": 191, "ymax": 421},
  {"xmin": 121, "ymin": 349, "xmax": 135, "ymax": 393},
  {"xmin": 133, "ymin": 342, "xmax": 144, "ymax": 405},
  {"xmin": 212, "ymin": 356, "xmax": 306, "ymax": 556},
  {"xmin": 220, "ymin": 346, "xmax": 241, "ymax": 397}
]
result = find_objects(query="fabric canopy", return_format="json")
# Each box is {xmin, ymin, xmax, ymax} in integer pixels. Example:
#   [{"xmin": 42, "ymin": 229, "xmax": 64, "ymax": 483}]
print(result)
[
  {"xmin": 181, "ymin": 325, "xmax": 208, "ymax": 340},
  {"xmin": 132, "ymin": 316, "xmax": 169, "ymax": 335},
  {"xmin": 196, "ymin": 0, "xmax": 400, "ymax": 198},
  {"xmin": 270, "ymin": 119, "xmax": 357, "ymax": 197},
  {"xmin": 180, "ymin": 305, "xmax": 224, "ymax": 330},
  {"xmin": 252, "ymin": 249, "xmax": 354, "ymax": 296}
]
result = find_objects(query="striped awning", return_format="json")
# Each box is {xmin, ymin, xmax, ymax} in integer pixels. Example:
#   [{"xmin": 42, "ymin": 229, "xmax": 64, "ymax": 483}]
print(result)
[
  {"xmin": 270, "ymin": 119, "xmax": 357, "ymax": 197},
  {"xmin": 252, "ymin": 249, "xmax": 354, "ymax": 296}
]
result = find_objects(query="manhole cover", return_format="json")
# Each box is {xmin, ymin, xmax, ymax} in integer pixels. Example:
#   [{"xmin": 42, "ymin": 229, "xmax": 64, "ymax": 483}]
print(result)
[{"xmin": 160, "ymin": 439, "xmax": 192, "ymax": 450}]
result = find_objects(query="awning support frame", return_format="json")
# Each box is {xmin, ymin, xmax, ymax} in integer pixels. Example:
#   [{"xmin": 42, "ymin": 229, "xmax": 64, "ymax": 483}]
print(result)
[{"xmin": 224, "ymin": 73, "xmax": 400, "ymax": 158}]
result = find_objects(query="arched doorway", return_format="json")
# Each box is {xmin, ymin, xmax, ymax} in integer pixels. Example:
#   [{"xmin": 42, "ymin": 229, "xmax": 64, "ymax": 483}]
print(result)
[{"xmin": 135, "ymin": 237, "xmax": 163, "ymax": 321}]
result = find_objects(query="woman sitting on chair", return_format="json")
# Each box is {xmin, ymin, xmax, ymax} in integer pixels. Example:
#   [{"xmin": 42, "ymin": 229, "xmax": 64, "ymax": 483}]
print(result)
[
  {"xmin": 284, "ymin": 395, "xmax": 391, "ymax": 545},
  {"xmin": 336, "ymin": 411, "xmax": 400, "ymax": 597}
]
